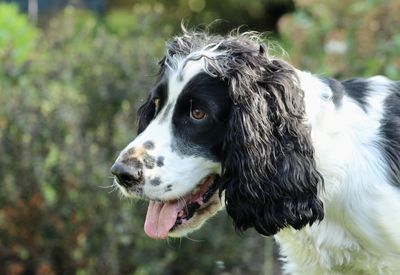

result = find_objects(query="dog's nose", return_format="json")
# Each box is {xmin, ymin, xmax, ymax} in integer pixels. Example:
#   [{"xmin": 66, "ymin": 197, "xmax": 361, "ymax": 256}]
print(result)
[{"xmin": 111, "ymin": 162, "xmax": 142, "ymax": 188}]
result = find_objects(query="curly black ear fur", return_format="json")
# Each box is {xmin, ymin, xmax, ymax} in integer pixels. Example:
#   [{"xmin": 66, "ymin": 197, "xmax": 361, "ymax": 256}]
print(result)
[{"xmin": 219, "ymin": 51, "xmax": 324, "ymax": 236}]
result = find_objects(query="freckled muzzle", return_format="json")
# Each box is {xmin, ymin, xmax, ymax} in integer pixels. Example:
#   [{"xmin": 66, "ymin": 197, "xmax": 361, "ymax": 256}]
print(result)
[{"xmin": 112, "ymin": 140, "xmax": 162, "ymax": 189}]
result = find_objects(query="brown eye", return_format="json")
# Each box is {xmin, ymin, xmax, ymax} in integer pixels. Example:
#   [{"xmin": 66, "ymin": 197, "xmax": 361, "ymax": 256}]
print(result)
[{"xmin": 191, "ymin": 109, "xmax": 206, "ymax": 120}]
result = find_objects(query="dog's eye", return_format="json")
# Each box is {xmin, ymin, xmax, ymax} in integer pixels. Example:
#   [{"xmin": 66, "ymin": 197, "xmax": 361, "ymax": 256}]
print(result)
[{"xmin": 190, "ymin": 109, "xmax": 207, "ymax": 120}]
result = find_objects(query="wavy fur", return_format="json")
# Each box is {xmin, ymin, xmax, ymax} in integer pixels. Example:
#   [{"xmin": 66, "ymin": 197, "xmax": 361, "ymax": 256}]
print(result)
[{"xmin": 216, "ymin": 43, "xmax": 324, "ymax": 236}]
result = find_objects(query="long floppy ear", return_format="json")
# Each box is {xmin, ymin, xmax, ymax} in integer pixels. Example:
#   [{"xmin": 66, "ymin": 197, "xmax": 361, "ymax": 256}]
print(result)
[{"xmin": 220, "ymin": 54, "xmax": 324, "ymax": 236}]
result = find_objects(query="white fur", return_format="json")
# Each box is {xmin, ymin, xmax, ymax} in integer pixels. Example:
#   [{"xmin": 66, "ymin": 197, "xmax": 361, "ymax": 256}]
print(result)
[{"xmin": 274, "ymin": 72, "xmax": 400, "ymax": 274}]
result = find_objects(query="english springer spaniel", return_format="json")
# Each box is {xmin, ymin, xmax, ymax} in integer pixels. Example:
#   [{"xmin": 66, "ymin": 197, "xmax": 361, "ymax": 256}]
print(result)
[{"xmin": 111, "ymin": 30, "xmax": 400, "ymax": 274}]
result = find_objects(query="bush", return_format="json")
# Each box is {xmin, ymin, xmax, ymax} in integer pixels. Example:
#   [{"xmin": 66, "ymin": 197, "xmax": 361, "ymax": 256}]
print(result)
[
  {"xmin": 278, "ymin": 0, "xmax": 400, "ymax": 79},
  {"xmin": 0, "ymin": 3, "xmax": 38, "ymax": 65}
]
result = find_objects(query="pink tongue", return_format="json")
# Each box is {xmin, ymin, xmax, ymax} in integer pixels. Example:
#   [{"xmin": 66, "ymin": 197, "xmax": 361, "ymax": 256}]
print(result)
[{"xmin": 144, "ymin": 200, "xmax": 185, "ymax": 239}]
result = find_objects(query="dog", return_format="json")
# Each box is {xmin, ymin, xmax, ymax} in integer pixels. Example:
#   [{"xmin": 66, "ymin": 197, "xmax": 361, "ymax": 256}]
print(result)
[{"xmin": 111, "ymin": 30, "xmax": 400, "ymax": 274}]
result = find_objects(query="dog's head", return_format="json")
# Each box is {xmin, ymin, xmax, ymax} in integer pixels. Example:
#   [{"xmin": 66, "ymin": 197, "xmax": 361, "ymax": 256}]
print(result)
[{"xmin": 111, "ymin": 31, "xmax": 324, "ymax": 239}]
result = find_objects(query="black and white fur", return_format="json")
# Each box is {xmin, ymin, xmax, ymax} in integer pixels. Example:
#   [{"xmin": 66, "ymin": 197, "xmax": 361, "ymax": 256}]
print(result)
[{"xmin": 112, "ymin": 30, "xmax": 400, "ymax": 274}]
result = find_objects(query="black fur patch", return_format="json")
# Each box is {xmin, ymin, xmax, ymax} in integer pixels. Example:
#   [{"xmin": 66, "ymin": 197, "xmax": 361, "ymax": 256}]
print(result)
[
  {"xmin": 342, "ymin": 78, "xmax": 369, "ymax": 111},
  {"xmin": 318, "ymin": 76, "xmax": 344, "ymax": 108},
  {"xmin": 379, "ymin": 83, "xmax": 400, "ymax": 187},
  {"xmin": 156, "ymin": 156, "xmax": 165, "ymax": 167},
  {"xmin": 143, "ymin": 140, "xmax": 155, "ymax": 150},
  {"xmin": 143, "ymin": 153, "xmax": 155, "ymax": 169},
  {"xmin": 150, "ymin": 177, "xmax": 161, "ymax": 186},
  {"xmin": 165, "ymin": 184, "xmax": 173, "ymax": 191},
  {"xmin": 171, "ymin": 73, "xmax": 231, "ymax": 160}
]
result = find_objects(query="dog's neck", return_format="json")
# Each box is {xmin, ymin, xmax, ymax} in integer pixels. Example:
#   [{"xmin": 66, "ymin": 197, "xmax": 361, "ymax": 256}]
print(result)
[{"xmin": 295, "ymin": 70, "xmax": 338, "ymax": 130}]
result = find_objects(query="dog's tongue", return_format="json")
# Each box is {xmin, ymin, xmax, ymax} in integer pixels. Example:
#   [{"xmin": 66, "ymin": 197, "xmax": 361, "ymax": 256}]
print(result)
[{"xmin": 144, "ymin": 200, "xmax": 185, "ymax": 239}]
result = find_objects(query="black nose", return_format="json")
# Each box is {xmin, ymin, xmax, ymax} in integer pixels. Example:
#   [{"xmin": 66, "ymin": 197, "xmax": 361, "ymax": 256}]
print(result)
[{"xmin": 111, "ymin": 162, "xmax": 143, "ymax": 188}]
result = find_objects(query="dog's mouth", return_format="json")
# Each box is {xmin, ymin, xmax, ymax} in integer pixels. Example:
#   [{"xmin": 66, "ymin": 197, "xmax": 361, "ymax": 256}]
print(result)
[{"xmin": 144, "ymin": 174, "xmax": 219, "ymax": 239}]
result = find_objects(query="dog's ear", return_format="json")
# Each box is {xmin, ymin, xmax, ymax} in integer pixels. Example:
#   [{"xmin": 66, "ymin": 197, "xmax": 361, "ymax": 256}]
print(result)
[
  {"xmin": 137, "ymin": 95, "xmax": 155, "ymax": 135},
  {"xmin": 219, "ymin": 56, "xmax": 324, "ymax": 236}
]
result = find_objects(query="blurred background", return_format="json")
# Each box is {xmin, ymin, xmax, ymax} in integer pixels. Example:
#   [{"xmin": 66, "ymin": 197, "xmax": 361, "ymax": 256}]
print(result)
[{"xmin": 0, "ymin": 0, "xmax": 399, "ymax": 274}]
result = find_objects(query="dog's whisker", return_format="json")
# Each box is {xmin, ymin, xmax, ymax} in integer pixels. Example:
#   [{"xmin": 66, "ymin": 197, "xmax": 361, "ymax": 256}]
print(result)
[
  {"xmin": 99, "ymin": 184, "xmax": 115, "ymax": 189},
  {"xmin": 107, "ymin": 186, "xmax": 119, "ymax": 194},
  {"xmin": 184, "ymin": 235, "xmax": 203, "ymax": 243},
  {"xmin": 166, "ymin": 237, "xmax": 176, "ymax": 248}
]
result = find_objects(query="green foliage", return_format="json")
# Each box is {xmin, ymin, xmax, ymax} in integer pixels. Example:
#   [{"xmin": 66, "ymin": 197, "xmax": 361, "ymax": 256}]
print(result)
[
  {"xmin": 279, "ymin": 0, "xmax": 400, "ymax": 79},
  {"xmin": 0, "ymin": 3, "xmax": 38, "ymax": 65},
  {"xmin": 107, "ymin": 0, "xmax": 293, "ymax": 34}
]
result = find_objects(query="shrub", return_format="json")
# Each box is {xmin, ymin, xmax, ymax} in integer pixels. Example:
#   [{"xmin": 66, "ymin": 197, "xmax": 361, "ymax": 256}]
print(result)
[
  {"xmin": 0, "ymin": 3, "xmax": 38, "ymax": 65},
  {"xmin": 279, "ymin": 0, "xmax": 400, "ymax": 79}
]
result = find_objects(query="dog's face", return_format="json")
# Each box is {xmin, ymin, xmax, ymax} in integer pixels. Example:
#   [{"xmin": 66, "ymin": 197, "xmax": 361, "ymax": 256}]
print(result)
[
  {"xmin": 112, "ymin": 60, "xmax": 230, "ymax": 238},
  {"xmin": 112, "ymin": 32, "xmax": 324, "ymax": 239}
]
